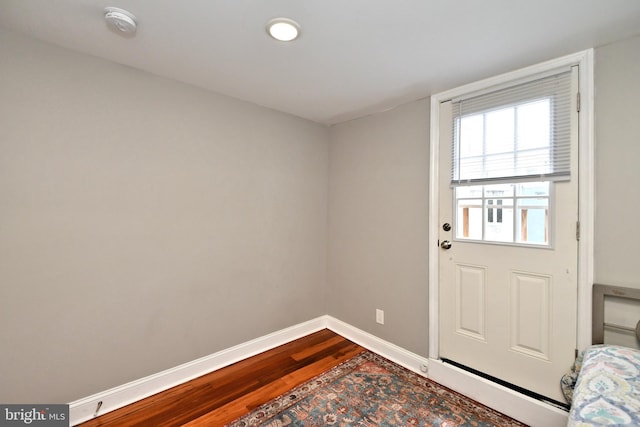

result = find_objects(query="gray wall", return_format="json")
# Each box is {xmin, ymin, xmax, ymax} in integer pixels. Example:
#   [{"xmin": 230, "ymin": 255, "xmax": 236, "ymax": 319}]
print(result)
[
  {"xmin": 324, "ymin": 34, "xmax": 640, "ymax": 358},
  {"xmin": 1, "ymin": 24, "xmax": 639, "ymax": 406},
  {"xmin": 327, "ymin": 100, "xmax": 431, "ymax": 357},
  {"xmin": 594, "ymin": 35, "xmax": 640, "ymax": 290},
  {"xmin": 594, "ymin": 35, "xmax": 640, "ymax": 348},
  {"xmin": 0, "ymin": 29, "xmax": 328, "ymax": 403}
]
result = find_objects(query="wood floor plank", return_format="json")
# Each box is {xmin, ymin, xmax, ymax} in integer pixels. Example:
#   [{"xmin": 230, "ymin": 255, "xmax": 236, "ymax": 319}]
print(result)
[
  {"xmin": 290, "ymin": 334, "xmax": 346, "ymax": 361},
  {"xmin": 78, "ymin": 329, "xmax": 364, "ymax": 427},
  {"xmin": 184, "ymin": 344, "xmax": 366, "ymax": 426}
]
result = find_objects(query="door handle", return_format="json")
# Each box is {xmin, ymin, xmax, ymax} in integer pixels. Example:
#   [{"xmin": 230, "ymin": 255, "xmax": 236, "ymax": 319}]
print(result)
[{"xmin": 440, "ymin": 240, "xmax": 452, "ymax": 250}]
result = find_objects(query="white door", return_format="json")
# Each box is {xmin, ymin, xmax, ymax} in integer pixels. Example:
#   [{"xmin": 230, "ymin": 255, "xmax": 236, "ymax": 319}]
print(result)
[{"xmin": 438, "ymin": 67, "xmax": 579, "ymax": 404}]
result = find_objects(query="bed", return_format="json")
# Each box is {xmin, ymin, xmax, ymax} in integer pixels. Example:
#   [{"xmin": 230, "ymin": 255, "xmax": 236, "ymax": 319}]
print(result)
[{"xmin": 565, "ymin": 284, "xmax": 640, "ymax": 426}]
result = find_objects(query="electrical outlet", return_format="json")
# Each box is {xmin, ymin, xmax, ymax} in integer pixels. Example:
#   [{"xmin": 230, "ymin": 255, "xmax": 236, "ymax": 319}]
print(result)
[{"xmin": 376, "ymin": 309, "xmax": 384, "ymax": 325}]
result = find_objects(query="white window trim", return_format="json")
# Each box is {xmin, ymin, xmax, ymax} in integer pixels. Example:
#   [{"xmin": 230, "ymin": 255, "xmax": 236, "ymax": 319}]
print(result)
[{"xmin": 428, "ymin": 49, "xmax": 595, "ymax": 361}]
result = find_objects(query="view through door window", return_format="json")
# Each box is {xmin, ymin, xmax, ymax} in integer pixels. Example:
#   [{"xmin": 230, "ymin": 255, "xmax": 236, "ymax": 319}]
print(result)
[
  {"xmin": 453, "ymin": 97, "xmax": 557, "ymax": 246},
  {"xmin": 455, "ymin": 182, "xmax": 550, "ymax": 245}
]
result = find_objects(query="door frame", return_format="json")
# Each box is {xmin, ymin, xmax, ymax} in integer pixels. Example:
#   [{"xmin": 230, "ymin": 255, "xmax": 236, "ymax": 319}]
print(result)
[{"xmin": 427, "ymin": 49, "xmax": 594, "ymax": 422}]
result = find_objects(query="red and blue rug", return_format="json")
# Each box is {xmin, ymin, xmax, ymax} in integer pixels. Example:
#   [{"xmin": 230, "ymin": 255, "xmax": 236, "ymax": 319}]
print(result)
[{"xmin": 227, "ymin": 350, "xmax": 525, "ymax": 426}]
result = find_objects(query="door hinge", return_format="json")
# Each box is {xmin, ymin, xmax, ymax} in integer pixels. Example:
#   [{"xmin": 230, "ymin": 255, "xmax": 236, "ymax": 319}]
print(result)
[
  {"xmin": 575, "ymin": 348, "xmax": 579, "ymax": 359},
  {"xmin": 576, "ymin": 92, "xmax": 581, "ymax": 113},
  {"xmin": 576, "ymin": 221, "xmax": 581, "ymax": 241}
]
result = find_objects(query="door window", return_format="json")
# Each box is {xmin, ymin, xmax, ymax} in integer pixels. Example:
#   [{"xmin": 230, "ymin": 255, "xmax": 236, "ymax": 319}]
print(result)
[{"xmin": 450, "ymin": 69, "xmax": 572, "ymax": 247}]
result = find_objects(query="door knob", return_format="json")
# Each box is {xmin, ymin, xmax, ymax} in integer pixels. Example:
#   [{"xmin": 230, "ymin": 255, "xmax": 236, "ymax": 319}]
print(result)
[{"xmin": 440, "ymin": 240, "xmax": 452, "ymax": 250}]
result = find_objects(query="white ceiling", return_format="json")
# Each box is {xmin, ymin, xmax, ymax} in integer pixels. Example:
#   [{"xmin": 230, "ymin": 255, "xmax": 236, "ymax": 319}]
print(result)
[{"xmin": 1, "ymin": 1, "xmax": 640, "ymax": 125}]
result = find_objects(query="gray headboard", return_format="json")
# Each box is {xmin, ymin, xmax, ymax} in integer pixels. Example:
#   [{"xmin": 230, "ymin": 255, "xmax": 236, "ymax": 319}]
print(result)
[{"xmin": 592, "ymin": 283, "xmax": 640, "ymax": 345}]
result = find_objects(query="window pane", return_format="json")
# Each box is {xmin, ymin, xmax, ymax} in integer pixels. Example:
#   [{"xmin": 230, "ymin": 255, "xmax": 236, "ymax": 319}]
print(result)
[
  {"xmin": 517, "ymin": 99, "xmax": 550, "ymax": 150},
  {"xmin": 484, "ymin": 198, "xmax": 513, "ymax": 242},
  {"xmin": 516, "ymin": 198, "xmax": 548, "ymax": 245},
  {"xmin": 459, "ymin": 114, "xmax": 484, "ymax": 157},
  {"xmin": 456, "ymin": 185, "xmax": 483, "ymax": 198},
  {"xmin": 459, "ymin": 156, "xmax": 484, "ymax": 180},
  {"xmin": 516, "ymin": 182, "xmax": 549, "ymax": 196},
  {"xmin": 517, "ymin": 148, "xmax": 551, "ymax": 175},
  {"xmin": 484, "ymin": 183, "xmax": 514, "ymax": 198},
  {"xmin": 485, "ymin": 153, "xmax": 515, "ymax": 178},
  {"xmin": 485, "ymin": 107, "xmax": 514, "ymax": 155},
  {"xmin": 456, "ymin": 199, "xmax": 482, "ymax": 240}
]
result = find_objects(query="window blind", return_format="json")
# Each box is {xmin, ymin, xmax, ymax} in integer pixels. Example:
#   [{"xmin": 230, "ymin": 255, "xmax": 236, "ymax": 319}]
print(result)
[{"xmin": 451, "ymin": 67, "xmax": 573, "ymax": 186}]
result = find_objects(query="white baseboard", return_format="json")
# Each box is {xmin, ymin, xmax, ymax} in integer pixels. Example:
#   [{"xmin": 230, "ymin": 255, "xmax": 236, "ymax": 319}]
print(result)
[
  {"xmin": 69, "ymin": 317, "xmax": 327, "ymax": 426},
  {"xmin": 324, "ymin": 316, "xmax": 430, "ymax": 377},
  {"xmin": 70, "ymin": 316, "xmax": 562, "ymax": 427},
  {"xmin": 428, "ymin": 358, "xmax": 568, "ymax": 427}
]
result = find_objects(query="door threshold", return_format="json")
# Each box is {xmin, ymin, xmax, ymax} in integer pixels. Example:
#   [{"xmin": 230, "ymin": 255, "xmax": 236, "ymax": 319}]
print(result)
[
  {"xmin": 428, "ymin": 358, "xmax": 569, "ymax": 427},
  {"xmin": 441, "ymin": 358, "xmax": 569, "ymax": 410}
]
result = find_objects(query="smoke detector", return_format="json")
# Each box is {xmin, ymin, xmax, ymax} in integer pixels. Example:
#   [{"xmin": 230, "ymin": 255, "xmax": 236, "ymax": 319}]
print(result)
[{"xmin": 104, "ymin": 7, "xmax": 137, "ymax": 35}]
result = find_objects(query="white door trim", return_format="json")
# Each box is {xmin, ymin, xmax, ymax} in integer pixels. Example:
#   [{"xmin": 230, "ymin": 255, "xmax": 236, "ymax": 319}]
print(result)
[{"xmin": 428, "ymin": 49, "xmax": 595, "ymax": 358}]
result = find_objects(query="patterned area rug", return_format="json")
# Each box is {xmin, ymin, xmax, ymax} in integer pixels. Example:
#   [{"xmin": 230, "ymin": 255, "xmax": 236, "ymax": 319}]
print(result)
[{"xmin": 227, "ymin": 351, "xmax": 526, "ymax": 426}]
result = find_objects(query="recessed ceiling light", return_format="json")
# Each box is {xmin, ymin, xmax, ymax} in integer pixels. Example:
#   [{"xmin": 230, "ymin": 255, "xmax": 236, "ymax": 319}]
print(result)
[{"xmin": 266, "ymin": 18, "xmax": 300, "ymax": 42}]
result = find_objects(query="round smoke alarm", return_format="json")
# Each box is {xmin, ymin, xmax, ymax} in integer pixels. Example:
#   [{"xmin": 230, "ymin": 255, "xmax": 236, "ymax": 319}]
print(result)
[{"xmin": 104, "ymin": 7, "xmax": 137, "ymax": 35}]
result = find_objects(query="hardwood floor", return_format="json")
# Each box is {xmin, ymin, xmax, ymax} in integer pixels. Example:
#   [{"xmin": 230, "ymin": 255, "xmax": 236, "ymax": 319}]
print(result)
[{"xmin": 79, "ymin": 329, "xmax": 365, "ymax": 426}]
